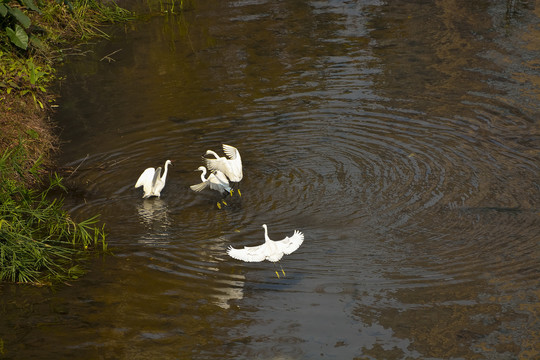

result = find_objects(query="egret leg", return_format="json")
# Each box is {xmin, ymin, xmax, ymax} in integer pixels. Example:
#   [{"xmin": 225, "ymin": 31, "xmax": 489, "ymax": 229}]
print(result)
[
  {"xmin": 273, "ymin": 263, "xmax": 284, "ymax": 278},
  {"xmin": 229, "ymin": 189, "xmax": 234, "ymax": 197},
  {"xmin": 237, "ymin": 189, "xmax": 242, "ymax": 197}
]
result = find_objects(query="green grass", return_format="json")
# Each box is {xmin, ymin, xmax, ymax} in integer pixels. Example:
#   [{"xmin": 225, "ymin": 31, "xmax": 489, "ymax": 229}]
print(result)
[
  {"xmin": 0, "ymin": 50, "xmax": 54, "ymax": 109},
  {"xmin": 0, "ymin": 142, "xmax": 107, "ymax": 285}
]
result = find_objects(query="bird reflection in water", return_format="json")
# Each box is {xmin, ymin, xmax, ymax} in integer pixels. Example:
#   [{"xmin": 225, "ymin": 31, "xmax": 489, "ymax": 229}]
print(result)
[
  {"xmin": 136, "ymin": 199, "xmax": 172, "ymax": 245},
  {"xmin": 203, "ymin": 237, "xmax": 246, "ymax": 309},
  {"xmin": 212, "ymin": 277, "xmax": 245, "ymax": 309}
]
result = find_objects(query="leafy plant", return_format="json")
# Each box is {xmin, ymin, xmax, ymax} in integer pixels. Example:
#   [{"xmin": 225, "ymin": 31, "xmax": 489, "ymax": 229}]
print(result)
[
  {"xmin": 0, "ymin": 0, "xmax": 41, "ymax": 50},
  {"xmin": 0, "ymin": 51, "xmax": 53, "ymax": 108}
]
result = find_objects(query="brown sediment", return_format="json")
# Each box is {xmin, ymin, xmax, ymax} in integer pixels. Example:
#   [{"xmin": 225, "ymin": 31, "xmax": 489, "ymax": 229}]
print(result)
[{"xmin": 0, "ymin": 93, "xmax": 57, "ymax": 185}]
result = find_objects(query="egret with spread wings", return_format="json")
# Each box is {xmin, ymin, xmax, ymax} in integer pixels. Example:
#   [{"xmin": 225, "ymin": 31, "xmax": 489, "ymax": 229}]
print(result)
[
  {"xmin": 204, "ymin": 144, "xmax": 243, "ymax": 183},
  {"xmin": 135, "ymin": 160, "xmax": 172, "ymax": 198},
  {"xmin": 227, "ymin": 224, "xmax": 304, "ymax": 277},
  {"xmin": 190, "ymin": 166, "xmax": 231, "ymax": 194},
  {"xmin": 190, "ymin": 166, "xmax": 232, "ymax": 208}
]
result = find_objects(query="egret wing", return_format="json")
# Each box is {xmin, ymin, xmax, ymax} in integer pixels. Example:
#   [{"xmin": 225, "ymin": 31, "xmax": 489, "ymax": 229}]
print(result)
[
  {"xmin": 152, "ymin": 167, "xmax": 162, "ymax": 185},
  {"xmin": 204, "ymin": 156, "xmax": 229, "ymax": 174},
  {"xmin": 204, "ymin": 146, "xmax": 242, "ymax": 182},
  {"xmin": 190, "ymin": 181, "xmax": 209, "ymax": 192},
  {"xmin": 208, "ymin": 182, "xmax": 226, "ymax": 193},
  {"xmin": 209, "ymin": 171, "xmax": 231, "ymax": 193},
  {"xmin": 275, "ymin": 230, "xmax": 304, "ymax": 255},
  {"xmin": 222, "ymin": 145, "xmax": 243, "ymax": 181},
  {"xmin": 212, "ymin": 170, "xmax": 230, "ymax": 185},
  {"xmin": 222, "ymin": 144, "xmax": 239, "ymax": 160},
  {"xmin": 135, "ymin": 167, "xmax": 156, "ymax": 194},
  {"xmin": 227, "ymin": 243, "xmax": 268, "ymax": 262}
]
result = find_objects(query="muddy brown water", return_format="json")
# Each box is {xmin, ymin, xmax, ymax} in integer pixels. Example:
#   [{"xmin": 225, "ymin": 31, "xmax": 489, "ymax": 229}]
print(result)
[{"xmin": 1, "ymin": 0, "xmax": 539, "ymax": 359}]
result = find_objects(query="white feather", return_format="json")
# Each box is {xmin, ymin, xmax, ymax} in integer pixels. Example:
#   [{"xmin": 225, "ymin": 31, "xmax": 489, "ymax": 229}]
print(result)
[
  {"xmin": 190, "ymin": 166, "xmax": 231, "ymax": 194},
  {"xmin": 134, "ymin": 160, "xmax": 172, "ymax": 198},
  {"xmin": 204, "ymin": 144, "xmax": 243, "ymax": 182},
  {"xmin": 227, "ymin": 224, "xmax": 304, "ymax": 263}
]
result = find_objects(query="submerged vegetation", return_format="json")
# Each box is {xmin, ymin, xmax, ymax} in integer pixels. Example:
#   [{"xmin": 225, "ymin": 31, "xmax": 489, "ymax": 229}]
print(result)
[{"xmin": 1, "ymin": 0, "xmax": 133, "ymax": 284}]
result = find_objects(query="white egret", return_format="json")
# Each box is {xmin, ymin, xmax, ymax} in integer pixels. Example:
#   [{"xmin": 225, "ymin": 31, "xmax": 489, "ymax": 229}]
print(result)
[
  {"xmin": 134, "ymin": 160, "xmax": 172, "ymax": 198},
  {"xmin": 190, "ymin": 166, "xmax": 232, "ymax": 195},
  {"xmin": 227, "ymin": 224, "xmax": 304, "ymax": 277},
  {"xmin": 204, "ymin": 144, "xmax": 243, "ymax": 183}
]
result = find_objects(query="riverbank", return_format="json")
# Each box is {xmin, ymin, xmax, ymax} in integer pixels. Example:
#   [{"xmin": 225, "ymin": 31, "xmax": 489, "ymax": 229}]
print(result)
[{"xmin": 0, "ymin": 0, "xmax": 132, "ymax": 285}]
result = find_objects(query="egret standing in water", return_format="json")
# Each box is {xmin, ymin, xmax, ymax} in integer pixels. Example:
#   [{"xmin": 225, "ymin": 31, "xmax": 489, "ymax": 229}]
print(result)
[
  {"xmin": 227, "ymin": 224, "xmax": 304, "ymax": 278},
  {"xmin": 204, "ymin": 144, "xmax": 243, "ymax": 196},
  {"xmin": 135, "ymin": 160, "xmax": 172, "ymax": 198},
  {"xmin": 190, "ymin": 166, "xmax": 232, "ymax": 208}
]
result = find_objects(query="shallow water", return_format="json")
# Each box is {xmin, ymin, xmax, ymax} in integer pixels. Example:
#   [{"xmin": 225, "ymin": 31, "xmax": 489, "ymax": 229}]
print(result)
[{"xmin": 1, "ymin": 0, "xmax": 539, "ymax": 359}]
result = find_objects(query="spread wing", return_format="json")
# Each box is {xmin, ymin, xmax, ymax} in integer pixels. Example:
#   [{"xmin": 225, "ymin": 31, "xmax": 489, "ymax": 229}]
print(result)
[
  {"xmin": 222, "ymin": 144, "xmax": 243, "ymax": 181},
  {"xmin": 204, "ymin": 156, "xmax": 230, "ymax": 175},
  {"xmin": 190, "ymin": 181, "xmax": 209, "ymax": 192},
  {"xmin": 135, "ymin": 167, "xmax": 156, "ymax": 194},
  {"xmin": 222, "ymin": 144, "xmax": 239, "ymax": 160},
  {"xmin": 275, "ymin": 230, "xmax": 304, "ymax": 255},
  {"xmin": 227, "ymin": 243, "xmax": 268, "ymax": 262}
]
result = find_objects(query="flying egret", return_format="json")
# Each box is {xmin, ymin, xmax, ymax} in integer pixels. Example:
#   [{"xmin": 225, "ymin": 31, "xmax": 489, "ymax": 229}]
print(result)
[
  {"xmin": 227, "ymin": 224, "xmax": 304, "ymax": 278},
  {"xmin": 135, "ymin": 160, "xmax": 172, "ymax": 198},
  {"xmin": 204, "ymin": 144, "xmax": 243, "ymax": 183}
]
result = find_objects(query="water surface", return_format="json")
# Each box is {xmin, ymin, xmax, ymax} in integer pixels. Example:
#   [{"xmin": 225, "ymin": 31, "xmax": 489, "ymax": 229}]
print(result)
[{"xmin": 1, "ymin": 0, "xmax": 539, "ymax": 359}]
